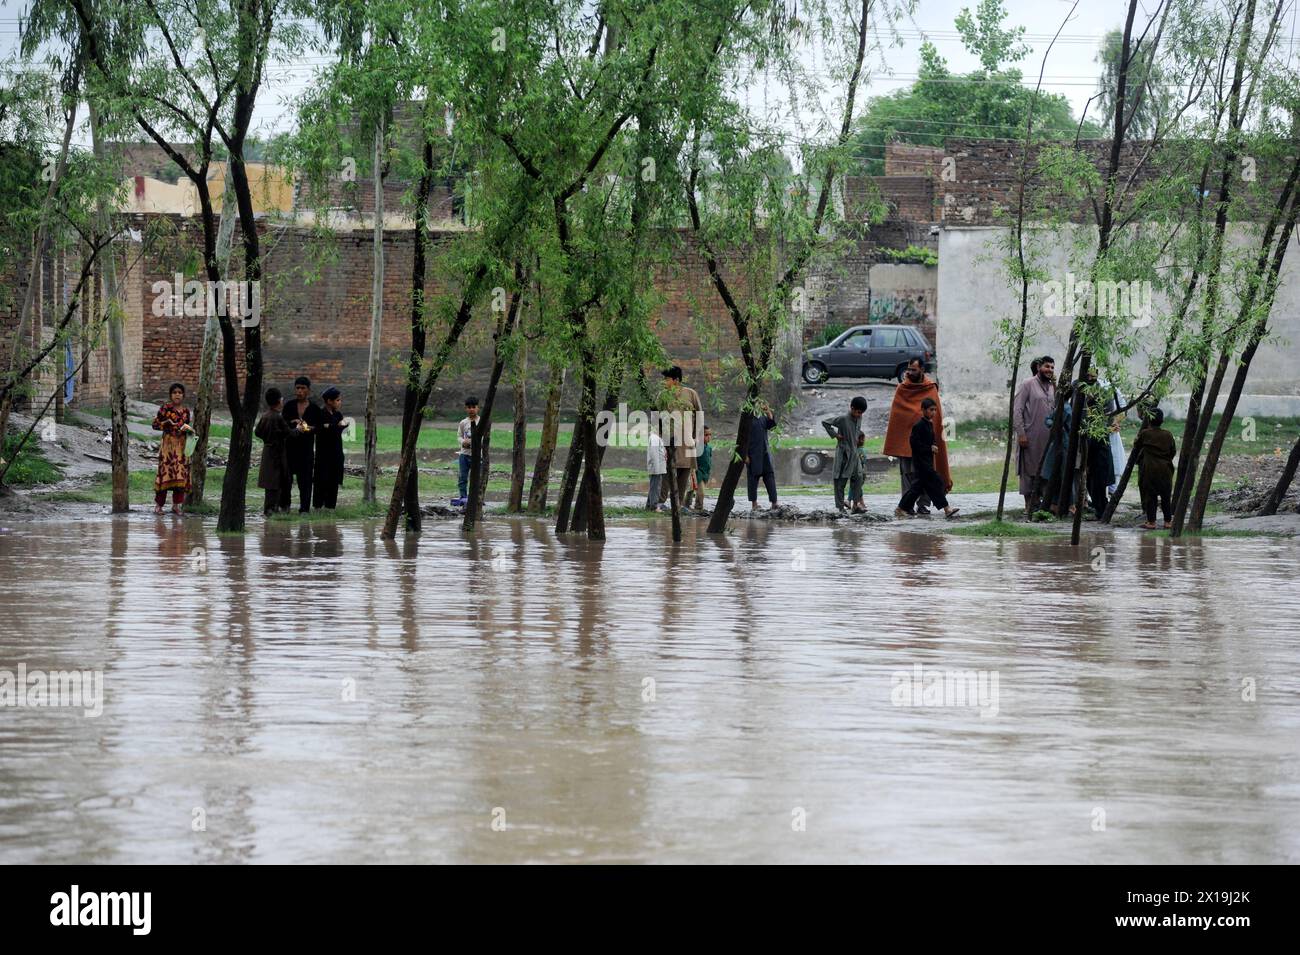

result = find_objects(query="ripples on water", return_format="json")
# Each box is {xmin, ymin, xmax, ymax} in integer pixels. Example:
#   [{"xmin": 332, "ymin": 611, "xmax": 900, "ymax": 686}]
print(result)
[{"xmin": 0, "ymin": 514, "xmax": 1297, "ymax": 863}]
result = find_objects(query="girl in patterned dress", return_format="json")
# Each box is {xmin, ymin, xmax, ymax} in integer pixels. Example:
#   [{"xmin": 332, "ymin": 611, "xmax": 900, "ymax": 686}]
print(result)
[{"xmin": 152, "ymin": 383, "xmax": 194, "ymax": 514}]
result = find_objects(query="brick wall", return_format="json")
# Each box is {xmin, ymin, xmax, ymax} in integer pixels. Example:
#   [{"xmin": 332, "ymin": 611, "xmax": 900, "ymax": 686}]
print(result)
[{"xmin": 128, "ymin": 217, "xmax": 797, "ymax": 418}]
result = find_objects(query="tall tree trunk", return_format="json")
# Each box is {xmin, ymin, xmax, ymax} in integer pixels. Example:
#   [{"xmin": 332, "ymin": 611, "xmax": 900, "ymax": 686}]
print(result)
[
  {"xmin": 706, "ymin": 404, "xmax": 754, "ymax": 534},
  {"xmin": 89, "ymin": 100, "xmax": 129, "ymax": 513},
  {"xmin": 553, "ymin": 423, "xmax": 584, "ymax": 533},
  {"xmin": 508, "ymin": 344, "xmax": 527, "ymax": 512},
  {"xmin": 189, "ymin": 163, "xmax": 238, "ymax": 507},
  {"xmin": 0, "ymin": 68, "xmax": 79, "ymax": 456},
  {"xmin": 363, "ymin": 123, "xmax": 385, "ymax": 504},
  {"xmin": 400, "ymin": 132, "xmax": 435, "ymax": 532},
  {"xmin": 381, "ymin": 265, "xmax": 489, "ymax": 540},
  {"xmin": 528, "ymin": 364, "xmax": 565, "ymax": 512},
  {"xmin": 1187, "ymin": 182, "xmax": 1300, "ymax": 531},
  {"xmin": 580, "ymin": 401, "xmax": 606, "ymax": 541},
  {"xmin": 572, "ymin": 377, "xmax": 623, "ymax": 533},
  {"xmin": 1101, "ymin": 438, "xmax": 1140, "ymax": 523},
  {"xmin": 463, "ymin": 287, "xmax": 520, "ymax": 533}
]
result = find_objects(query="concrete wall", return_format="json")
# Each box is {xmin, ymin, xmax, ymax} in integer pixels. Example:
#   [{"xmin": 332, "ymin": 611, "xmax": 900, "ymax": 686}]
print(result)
[{"xmin": 936, "ymin": 224, "xmax": 1300, "ymax": 420}]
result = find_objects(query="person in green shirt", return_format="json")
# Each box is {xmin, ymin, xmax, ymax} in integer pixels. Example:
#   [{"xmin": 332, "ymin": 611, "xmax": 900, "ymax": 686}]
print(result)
[{"xmin": 686, "ymin": 426, "xmax": 713, "ymax": 513}]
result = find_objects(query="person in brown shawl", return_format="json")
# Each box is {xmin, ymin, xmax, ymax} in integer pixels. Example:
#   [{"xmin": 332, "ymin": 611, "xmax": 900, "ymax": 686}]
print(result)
[
  {"xmin": 884, "ymin": 357, "xmax": 951, "ymax": 514},
  {"xmin": 1132, "ymin": 407, "xmax": 1177, "ymax": 529},
  {"xmin": 151, "ymin": 382, "xmax": 194, "ymax": 514},
  {"xmin": 255, "ymin": 387, "xmax": 292, "ymax": 515},
  {"xmin": 1014, "ymin": 356, "xmax": 1056, "ymax": 516}
]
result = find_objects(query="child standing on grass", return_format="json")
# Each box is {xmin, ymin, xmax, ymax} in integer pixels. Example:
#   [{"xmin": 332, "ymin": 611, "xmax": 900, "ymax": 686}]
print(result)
[
  {"xmin": 454, "ymin": 396, "xmax": 479, "ymax": 507},
  {"xmin": 313, "ymin": 387, "xmax": 346, "ymax": 510},
  {"xmin": 646, "ymin": 429, "xmax": 667, "ymax": 511},
  {"xmin": 688, "ymin": 425, "xmax": 713, "ymax": 513},
  {"xmin": 152, "ymin": 382, "xmax": 194, "ymax": 514},
  {"xmin": 255, "ymin": 387, "xmax": 291, "ymax": 515},
  {"xmin": 896, "ymin": 398, "xmax": 960, "ymax": 519}
]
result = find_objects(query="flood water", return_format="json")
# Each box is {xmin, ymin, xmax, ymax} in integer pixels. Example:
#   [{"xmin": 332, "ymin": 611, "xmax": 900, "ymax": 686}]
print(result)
[{"xmin": 1, "ymin": 514, "xmax": 1298, "ymax": 863}]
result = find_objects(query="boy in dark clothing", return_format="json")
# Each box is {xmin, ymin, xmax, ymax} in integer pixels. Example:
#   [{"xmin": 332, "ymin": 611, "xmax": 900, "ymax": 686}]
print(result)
[
  {"xmin": 313, "ymin": 386, "xmax": 346, "ymax": 510},
  {"xmin": 282, "ymin": 375, "xmax": 324, "ymax": 512},
  {"xmin": 255, "ymin": 388, "xmax": 291, "ymax": 515},
  {"xmin": 896, "ymin": 398, "xmax": 961, "ymax": 519},
  {"xmin": 1132, "ymin": 407, "xmax": 1177, "ymax": 529}
]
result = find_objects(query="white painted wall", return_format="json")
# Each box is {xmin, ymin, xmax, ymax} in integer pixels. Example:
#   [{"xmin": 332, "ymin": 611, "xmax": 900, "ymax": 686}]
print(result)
[{"xmin": 936, "ymin": 224, "xmax": 1300, "ymax": 420}]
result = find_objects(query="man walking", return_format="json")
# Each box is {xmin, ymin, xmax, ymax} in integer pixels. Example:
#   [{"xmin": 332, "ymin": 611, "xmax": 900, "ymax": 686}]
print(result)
[
  {"xmin": 1014, "ymin": 356, "xmax": 1056, "ymax": 516},
  {"xmin": 884, "ymin": 357, "xmax": 951, "ymax": 515}
]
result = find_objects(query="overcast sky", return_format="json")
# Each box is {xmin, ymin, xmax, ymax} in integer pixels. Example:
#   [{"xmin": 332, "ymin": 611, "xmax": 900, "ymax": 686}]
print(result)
[{"xmin": 2, "ymin": 1, "xmax": 1296, "ymax": 150}]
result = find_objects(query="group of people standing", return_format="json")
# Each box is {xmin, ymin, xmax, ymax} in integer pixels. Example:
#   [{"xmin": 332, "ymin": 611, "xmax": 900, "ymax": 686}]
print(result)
[
  {"xmin": 254, "ymin": 377, "xmax": 348, "ymax": 513},
  {"xmin": 637, "ymin": 355, "xmax": 961, "ymax": 520},
  {"xmin": 645, "ymin": 366, "xmax": 713, "ymax": 512},
  {"xmin": 150, "ymin": 375, "xmax": 348, "ymax": 516},
  {"xmin": 1013, "ymin": 356, "xmax": 1178, "ymax": 528}
]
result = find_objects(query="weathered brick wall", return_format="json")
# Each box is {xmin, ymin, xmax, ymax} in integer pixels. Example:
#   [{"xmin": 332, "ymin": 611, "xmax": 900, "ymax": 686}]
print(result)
[
  {"xmin": 884, "ymin": 143, "xmax": 944, "ymax": 179},
  {"xmin": 129, "ymin": 217, "xmax": 799, "ymax": 418}
]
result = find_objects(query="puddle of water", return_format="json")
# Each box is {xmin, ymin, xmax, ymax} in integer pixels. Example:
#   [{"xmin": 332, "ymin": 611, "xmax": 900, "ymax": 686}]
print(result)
[{"xmin": 0, "ymin": 516, "xmax": 1297, "ymax": 863}]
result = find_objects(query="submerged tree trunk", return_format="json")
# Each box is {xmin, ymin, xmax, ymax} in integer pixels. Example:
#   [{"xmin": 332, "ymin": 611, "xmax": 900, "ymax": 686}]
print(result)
[
  {"xmin": 528, "ymin": 364, "xmax": 565, "ymax": 513},
  {"xmin": 706, "ymin": 410, "xmax": 752, "ymax": 534},
  {"xmin": 553, "ymin": 424, "xmax": 585, "ymax": 533},
  {"xmin": 401, "ymin": 134, "xmax": 434, "ymax": 532},
  {"xmin": 363, "ymin": 123, "xmax": 386, "ymax": 504},
  {"xmin": 572, "ymin": 379, "xmax": 622, "ymax": 533},
  {"xmin": 508, "ymin": 343, "xmax": 527, "ymax": 512},
  {"xmin": 89, "ymin": 101, "xmax": 129, "ymax": 513},
  {"xmin": 189, "ymin": 163, "xmax": 238, "ymax": 508},
  {"xmin": 381, "ymin": 263, "xmax": 488, "ymax": 540},
  {"xmin": 1101, "ymin": 438, "xmax": 1140, "ymax": 523},
  {"xmin": 0, "ymin": 70, "xmax": 78, "ymax": 457},
  {"xmin": 463, "ymin": 288, "xmax": 520, "ymax": 533}
]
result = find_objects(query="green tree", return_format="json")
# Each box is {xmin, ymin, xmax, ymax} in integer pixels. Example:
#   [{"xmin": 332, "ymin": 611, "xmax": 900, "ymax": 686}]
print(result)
[{"xmin": 851, "ymin": 1, "xmax": 1102, "ymax": 175}]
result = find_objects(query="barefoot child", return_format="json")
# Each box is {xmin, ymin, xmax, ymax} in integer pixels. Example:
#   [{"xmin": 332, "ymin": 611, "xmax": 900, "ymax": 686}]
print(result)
[
  {"xmin": 896, "ymin": 398, "xmax": 960, "ymax": 519},
  {"xmin": 854, "ymin": 432, "xmax": 869, "ymax": 511},
  {"xmin": 823, "ymin": 396, "xmax": 868, "ymax": 513}
]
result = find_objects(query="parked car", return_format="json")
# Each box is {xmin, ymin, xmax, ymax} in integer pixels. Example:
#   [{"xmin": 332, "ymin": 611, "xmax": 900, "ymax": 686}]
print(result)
[{"xmin": 802, "ymin": 324, "xmax": 934, "ymax": 384}]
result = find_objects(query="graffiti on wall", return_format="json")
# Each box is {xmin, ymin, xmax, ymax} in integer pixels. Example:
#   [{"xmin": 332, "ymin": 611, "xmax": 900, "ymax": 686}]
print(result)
[{"xmin": 868, "ymin": 294, "xmax": 929, "ymax": 324}]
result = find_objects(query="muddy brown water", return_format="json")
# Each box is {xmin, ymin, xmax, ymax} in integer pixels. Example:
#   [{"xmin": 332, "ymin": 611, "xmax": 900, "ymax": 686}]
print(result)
[{"xmin": 1, "ymin": 515, "xmax": 1298, "ymax": 863}]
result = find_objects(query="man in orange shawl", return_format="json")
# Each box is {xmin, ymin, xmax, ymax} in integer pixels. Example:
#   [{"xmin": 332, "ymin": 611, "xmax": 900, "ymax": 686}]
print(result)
[{"xmin": 884, "ymin": 357, "xmax": 951, "ymax": 513}]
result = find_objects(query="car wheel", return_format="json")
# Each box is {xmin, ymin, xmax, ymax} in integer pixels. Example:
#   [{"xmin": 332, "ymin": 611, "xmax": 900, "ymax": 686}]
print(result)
[
  {"xmin": 803, "ymin": 361, "xmax": 828, "ymax": 384},
  {"xmin": 895, "ymin": 363, "xmax": 909, "ymax": 383},
  {"xmin": 801, "ymin": 451, "xmax": 826, "ymax": 475}
]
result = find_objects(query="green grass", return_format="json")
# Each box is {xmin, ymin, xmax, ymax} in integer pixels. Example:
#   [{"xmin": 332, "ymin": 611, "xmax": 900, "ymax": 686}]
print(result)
[
  {"xmin": 947, "ymin": 519, "xmax": 1062, "ymax": 538},
  {"xmin": 1146, "ymin": 526, "xmax": 1289, "ymax": 539},
  {"xmin": 0, "ymin": 436, "xmax": 64, "ymax": 486}
]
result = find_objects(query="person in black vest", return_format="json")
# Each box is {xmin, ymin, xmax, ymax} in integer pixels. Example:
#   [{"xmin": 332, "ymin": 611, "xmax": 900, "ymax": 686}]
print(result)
[
  {"xmin": 896, "ymin": 398, "xmax": 961, "ymax": 519},
  {"xmin": 281, "ymin": 375, "xmax": 324, "ymax": 512},
  {"xmin": 313, "ymin": 387, "xmax": 346, "ymax": 510}
]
